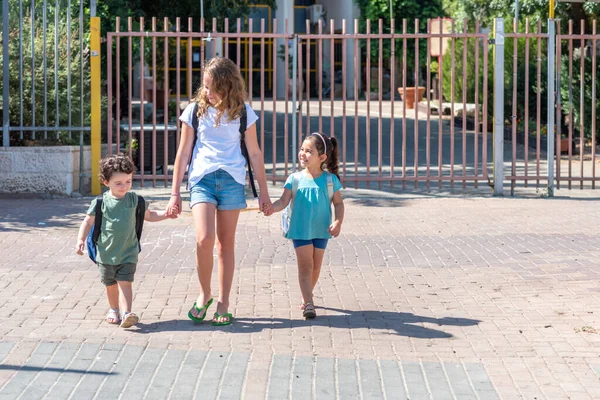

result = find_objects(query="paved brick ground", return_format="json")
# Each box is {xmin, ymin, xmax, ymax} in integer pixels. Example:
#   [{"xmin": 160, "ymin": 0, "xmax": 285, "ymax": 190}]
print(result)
[{"xmin": 0, "ymin": 185, "xmax": 599, "ymax": 399}]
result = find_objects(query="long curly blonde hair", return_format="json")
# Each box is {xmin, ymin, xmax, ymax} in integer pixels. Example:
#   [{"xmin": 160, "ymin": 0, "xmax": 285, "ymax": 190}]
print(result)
[{"xmin": 192, "ymin": 57, "xmax": 247, "ymax": 126}]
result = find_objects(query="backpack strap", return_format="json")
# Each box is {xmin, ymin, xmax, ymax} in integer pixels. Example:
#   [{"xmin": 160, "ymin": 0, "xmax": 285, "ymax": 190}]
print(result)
[
  {"xmin": 186, "ymin": 103, "xmax": 199, "ymax": 189},
  {"xmin": 91, "ymin": 196, "xmax": 103, "ymax": 245},
  {"xmin": 326, "ymin": 172, "xmax": 334, "ymax": 202},
  {"xmin": 239, "ymin": 106, "xmax": 258, "ymax": 198},
  {"xmin": 135, "ymin": 195, "xmax": 145, "ymax": 243}
]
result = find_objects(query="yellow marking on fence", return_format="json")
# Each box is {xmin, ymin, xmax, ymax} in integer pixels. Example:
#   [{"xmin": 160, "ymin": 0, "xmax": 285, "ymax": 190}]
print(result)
[{"xmin": 90, "ymin": 17, "xmax": 101, "ymax": 195}]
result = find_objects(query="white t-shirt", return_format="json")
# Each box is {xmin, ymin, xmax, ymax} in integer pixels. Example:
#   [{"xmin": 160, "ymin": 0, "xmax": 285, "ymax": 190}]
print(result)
[{"xmin": 179, "ymin": 103, "xmax": 259, "ymax": 187}]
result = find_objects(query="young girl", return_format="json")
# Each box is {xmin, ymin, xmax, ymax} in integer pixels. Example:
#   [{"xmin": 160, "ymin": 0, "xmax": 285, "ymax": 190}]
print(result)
[
  {"xmin": 265, "ymin": 133, "xmax": 345, "ymax": 319},
  {"xmin": 166, "ymin": 57, "xmax": 271, "ymax": 326}
]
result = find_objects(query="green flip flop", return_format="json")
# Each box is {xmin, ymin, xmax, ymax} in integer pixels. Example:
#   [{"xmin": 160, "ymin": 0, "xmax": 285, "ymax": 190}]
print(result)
[
  {"xmin": 188, "ymin": 298, "xmax": 214, "ymax": 323},
  {"xmin": 211, "ymin": 312, "xmax": 233, "ymax": 326}
]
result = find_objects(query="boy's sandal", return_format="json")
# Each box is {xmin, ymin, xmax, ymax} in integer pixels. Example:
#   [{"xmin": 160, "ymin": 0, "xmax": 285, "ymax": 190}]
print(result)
[
  {"xmin": 120, "ymin": 312, "xmax": 139, "ymax": 328},
  {"xmin": 188, "ymin": 298, "xmax": 214, "ymax": 323},
  {"xmin": 106, "ymin": 309, "xmax": 121, "ymax": 325},
  {"xmin": 211, "ymin": 312, "xmax": 233, "ymax": 326},
  {"xmin": 303, "ymin": 303, "xmax": 316, "ymax": 319}
]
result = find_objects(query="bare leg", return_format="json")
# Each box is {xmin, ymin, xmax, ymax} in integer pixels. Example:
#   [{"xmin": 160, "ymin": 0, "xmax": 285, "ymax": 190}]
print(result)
[
  {"xmin": 117, "ymin": 281, "xmax": 133, "ymax": 313},
  {"xmin": 311, "ymin": 248, "xmax": 326, "ymax": 294},
  {"xmin": 213, "ymin": 209, "xmax": 241, "ymax": 324},
  {"xmin": 192, "ymin": 203, "xmax": 217, "ymax": 310},
  {"xmin": 105, "ymin": 284, "xmax": 119, "ymax": 310},
  {"xmin": 295, "ymin": 245, "xmax": 315, "ymax": 306}
]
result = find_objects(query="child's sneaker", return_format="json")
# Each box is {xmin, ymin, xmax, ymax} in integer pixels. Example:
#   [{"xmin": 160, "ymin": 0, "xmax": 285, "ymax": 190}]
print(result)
[{"xmin": 120, "ymin": 312, "xmax": 139, "ymax": 328}]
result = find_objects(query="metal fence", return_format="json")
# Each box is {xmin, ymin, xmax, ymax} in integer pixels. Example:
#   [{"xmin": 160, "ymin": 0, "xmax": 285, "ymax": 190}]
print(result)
[{"xmin": 1, "ymin": 0, "xmax": 90, "ymax": 145}]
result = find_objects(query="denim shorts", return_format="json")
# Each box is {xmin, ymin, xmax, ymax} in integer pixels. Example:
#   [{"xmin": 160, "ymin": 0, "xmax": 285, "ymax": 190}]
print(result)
[
  {"xmin": 292, "ymin": 239, "xmax": 329, "ymax": 249},
  {"xmin": 190, "ymin": 169, "xmax": 247, "ymax": 210}
]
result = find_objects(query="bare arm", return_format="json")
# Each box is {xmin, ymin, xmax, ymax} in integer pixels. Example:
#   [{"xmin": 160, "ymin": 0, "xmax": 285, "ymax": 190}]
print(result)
[
  {"xmin": 268, "ymin": 188, "xmax": 293, "ymax": 215},
  {"xmin": 244, "ymin": 123, "xmax": 272, "ymax": 212},
  {"xmin": 75, "ymin": 214, "xmax": 95, "ymax": 255},
  {"xmin": 328, "ymin": 191, "xmax": 345, "ymax": 237},
  {"xmin": 145, "ymin": 208, "xmax": 178, "ymax": 222},
  {"xmin": 167, "ymin": 122, "xmax": 196, "ymax": 215}
]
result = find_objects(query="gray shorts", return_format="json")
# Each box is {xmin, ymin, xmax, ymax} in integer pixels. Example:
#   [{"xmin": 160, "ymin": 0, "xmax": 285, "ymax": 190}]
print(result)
[{"xmin": 97, "ymin": 263, "xmax": 136, "ymax": 286}]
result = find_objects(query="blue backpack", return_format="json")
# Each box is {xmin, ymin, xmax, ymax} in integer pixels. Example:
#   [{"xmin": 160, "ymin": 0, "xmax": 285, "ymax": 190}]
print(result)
[{"xmin": 86, "ymin": 195, "xmax": 145, "ymax": 263}]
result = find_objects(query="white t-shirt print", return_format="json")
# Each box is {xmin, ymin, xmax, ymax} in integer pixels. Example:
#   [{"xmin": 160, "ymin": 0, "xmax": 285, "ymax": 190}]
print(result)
[{"xmin": 179, "ymin": 103, "xmax": 259, "ymax": 187}]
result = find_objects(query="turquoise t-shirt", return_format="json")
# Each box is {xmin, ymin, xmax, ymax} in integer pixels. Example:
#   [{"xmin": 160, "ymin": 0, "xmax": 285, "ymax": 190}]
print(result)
[
  {"xmin": 284, "ymin": 171, "xmax": 342, "ymax": 240},
  {"xmin": 86, "ymin": 191, "xmax": 147, "ymax": 265}
]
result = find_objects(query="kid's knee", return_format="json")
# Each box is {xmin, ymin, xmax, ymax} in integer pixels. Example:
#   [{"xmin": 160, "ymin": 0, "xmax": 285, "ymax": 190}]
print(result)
[{"xmin": 196, "ymin": 236, "xmax": 215, "ymax": 251}]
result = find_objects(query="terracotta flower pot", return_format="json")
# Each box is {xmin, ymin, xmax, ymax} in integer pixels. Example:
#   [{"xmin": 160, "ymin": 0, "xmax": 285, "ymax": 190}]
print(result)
[{"xmin": 397, "ymin": 86, "xmax": 426, "ymax": 109}]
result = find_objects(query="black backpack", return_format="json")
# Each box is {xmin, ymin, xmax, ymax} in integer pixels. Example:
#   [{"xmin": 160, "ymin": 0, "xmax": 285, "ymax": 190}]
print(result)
[
  {"xmin": 189, "ymin": 103, "xmax": 258, "ymax": 197},
  {"xmin": 86, "ymin": 195, "xmax": 145, "ymax": 263}
]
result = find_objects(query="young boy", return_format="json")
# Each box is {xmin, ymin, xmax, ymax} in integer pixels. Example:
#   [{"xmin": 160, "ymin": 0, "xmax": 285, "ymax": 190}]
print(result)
[{"xmin": 75, "ymin": 153, "xmax": 177, "ymax": 328}]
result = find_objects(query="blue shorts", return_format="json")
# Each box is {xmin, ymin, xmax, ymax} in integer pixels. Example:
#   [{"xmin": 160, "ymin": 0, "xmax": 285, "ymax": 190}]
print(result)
[
  {"xmin": 292, "ymin": 239, "xmax": 329, "ymax": 249},
  {"xmin": 190, "ymin": 169, "xmax": 247, "ymax": 210}
]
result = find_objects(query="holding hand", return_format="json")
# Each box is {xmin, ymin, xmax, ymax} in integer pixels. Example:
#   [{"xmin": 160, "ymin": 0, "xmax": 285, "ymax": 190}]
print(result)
[{"xmin": 167, "ymin": 194, "xmax": 182, "ymax": 217}]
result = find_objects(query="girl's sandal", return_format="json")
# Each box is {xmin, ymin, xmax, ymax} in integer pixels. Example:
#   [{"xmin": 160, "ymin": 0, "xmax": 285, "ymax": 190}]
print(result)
[
  {"xmin": 303, "ymin": 303, "xmax": 316, "ymax": 319},
  {"xmin": 106, "ymin": 309, "xmax": 121, "ymax": 325},
  {"xmin": 211, "ymin": 312, "xmax": 233, "ymax": 326},
  {"xmin": 188, "ymin": 298, "xmax": 214, "ymax": 323},
  {"xmin": 120, "ymin": 312, "xmax": 139, "ymax": 328}
]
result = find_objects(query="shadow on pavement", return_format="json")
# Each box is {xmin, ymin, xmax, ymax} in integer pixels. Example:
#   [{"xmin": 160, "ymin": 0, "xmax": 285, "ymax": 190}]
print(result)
[
  {"xmin": 0, "ymin": 198, "xmax": 89, "ymax": 232},
  {"xmin": 0, "ymin": 364, "xmax": 114, "ymax": 375},
  {"xmin": 134, "ymin": 308, "xmax": 480, "ymax": 339}
]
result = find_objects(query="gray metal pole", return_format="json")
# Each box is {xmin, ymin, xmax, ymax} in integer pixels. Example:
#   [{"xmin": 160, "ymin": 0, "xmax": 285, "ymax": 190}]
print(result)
[
  {"xmin": 2, "ymin": 0, "xmax": 9, "ymax": 147},
  {"xmin": 292, "ymin": 35, "xmax": 298, "ymax": 172},
  {"xmin": 547, "ymin": 19, "xmax": 556, "ymax": 196},
  {"xmin": 515, "ymin": 0, "xmax": 519, "ymax": 24},
  {"xmin": 90, "ymin": 0, "xmax": 96, "ymax": 17},
  {"xmin": 493, "ymin": 18, "xmax": 505, "ymax": 196}
]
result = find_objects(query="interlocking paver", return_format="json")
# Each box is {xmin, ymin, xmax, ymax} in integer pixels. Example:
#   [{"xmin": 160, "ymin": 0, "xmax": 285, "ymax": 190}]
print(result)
[{"xmin": 1, "ymin": 187, "xmax": 600, "ymax": 398}]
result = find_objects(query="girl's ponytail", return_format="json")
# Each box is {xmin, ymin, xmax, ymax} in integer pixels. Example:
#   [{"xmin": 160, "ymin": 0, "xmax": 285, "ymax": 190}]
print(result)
[{"xmin": 325, "ymin": 136, "xmax": 340, "ymax": 180}]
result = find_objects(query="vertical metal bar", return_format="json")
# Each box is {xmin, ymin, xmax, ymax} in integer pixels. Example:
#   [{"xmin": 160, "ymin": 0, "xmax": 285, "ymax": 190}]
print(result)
[
  {"xmin": 366, "ymin": 20, "xmax": 371, "ymax": 188},
  {"xmin": 318, "ymin": 19, "xmax": 323, "ymax": 134},
  {"xmin": 437, "ymin": 18, "xmax": 443, "ymax": 189},
  {"xmin": 330, "ymin": 19, "xmax": 335, "ymax": 139},
  {"xmin": 2, "ymin": 0, "xmax": 9, "ymax": 147},
  {"xmin": 260, "ymin": 18, "xmax": 265, "ymax": 150},
  {"xmin": 236, "ymin": 18, "xmax": 241, "ymax": 70},
  {"xmin": 79, "ymin": 0, "xmax": 83, "ymax": 144},
  {"xmin": 537, "ymin": 21, "xmax": 542, "ymax": 188},
  {"xmin": 426, "ymin": 19, "xmax": 431, "ymax": 190},
  {"xmin": 298, "ymin": 38, "xmax": 304, "ymax": 163},
  {"xmin": 449, "ymin": 19, "xmax": 455, "ymax": 189},
  {"xmin": 493, "ymin": 18, "xmax": 505, "ymax": 196},
  {"xmin": 249, "ymin": 18, "xmax": 254, "ymax": 107},
  {"xmin": 272, "ymin": 19, "xmax": 277, "ymax": 183},
  {"xmin": 90, "ymin": 16, "xmax": 102, "ymax": 195},
  {"xmin": 128, "ymin": 18, "xmax": 133, "ymax": 159},
  {"xmin": 179, "ymin": 18, "xmax": 184, "ymax": 147},
  {"xmin": 461, "ymin": 19, "xmax": 467, "ymax": 189},
  {"xmin": 524, "ymin": 19, "xmax": 530, "ymax": 187},
  {"xmin": 579, "ymin": 20, "xmax": 584, "ymax": 189},
  {"xmin": 292, "ymin": 34, "xmax": 298, "ymax": 172},
  {"xmin": 212, "ymin": 18, "xmax": 217, "ymax": 58},
  {"xmin": 568, "ymin": 21, "xmax": 573, "ymax": 189},
  {"xmin": 225, "ymin": 18, "xmax": 229, "ymax": 58},
  {"xmin": 414, "ymin": 19, "xmax": 420, "ymax": 188},
  {"xmin": 354, "ymin": 19, "xmax": 359, "ymax": 188},
  {"xmin": 31, "ymin": 0, "xmax": 36, "ymax": 139},
  {"xmin": 556, "ymin": 21, "xmax": 562, "ymax": 189},
  {"xmin": 342, "ymin": 20, "xmax": 347, "ymax": 181},
  {"xmin": 547, "ymin": 18, "xmax": 556, "ymax": 196},
  {"xmin": 107, "ymin": 33, "xmax": 113, "ymax": 158},
  {"xmin": 43, "ymin": 0, "xmax": 48, "ymax": 138},
  {"xmin": 284, "ymin": 20, "xmax": 289, "ymax": 175},
  {"xmin": 402, "ymin": 19, "xmax": 407, "ymax": 189},
  {"xmin": 76, "ymin": 2, "xmax": 81, "ymax": 190},
  {"xmin": 474, "ymin": 20, "xmax": 480, "ymax": 188},
  {"xmin": 390, "ymin": 19, "xmax": 395, "ymax": 188},
  {"xmin": 511, "ymin": 18, "xmax": 518, "ymax": 195},
  {"xmin": 306, "ymin": 20, "xmax": 311, "ymax": 135},
  {"xmin": 151, "ymin": 17, "xmax": 157, "ymax": 186},
  {"xmin": 54, "ymin": 0, "xmax": 59, "ymax": 138},
  {"xmin": 139, "ymin": 17, "xmax": 145, "ymax": 186},
  {"xmin": 115, "ymin": 18, "xmax": 121, "ymax": 153},
  {"xmin": 378, "ymin": 19, "xmax": 383, "ymax": 189},
  {"xmin": 483, "ymin": 33, "xmax": 489, "ymax": 181},
  {"xmin": 593, "ymin": 21, "xmax": 597, "ymax": 188},
  {"xmin": 19, "ymin": 0, "xmax": 23, "ymax": 140},
  {"xmin": 163, "ymin": 17, "xmax": 169, "ymax": 185}
]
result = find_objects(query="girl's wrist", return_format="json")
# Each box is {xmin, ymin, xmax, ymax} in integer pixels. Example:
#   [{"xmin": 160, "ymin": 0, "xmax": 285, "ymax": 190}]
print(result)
[{"xmin": 170, "ymin": 193, "xmax": 181, "ymax": 197}]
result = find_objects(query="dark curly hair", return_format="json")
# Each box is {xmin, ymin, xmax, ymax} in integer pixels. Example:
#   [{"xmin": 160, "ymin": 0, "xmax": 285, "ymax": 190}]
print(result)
[
  {"xmin": 99, "ymin": 153, "xmax": 135, "ymax": 182},
  {"xmin": 305, "ymin": 132, "xmax": 340, "ymax": 180}
]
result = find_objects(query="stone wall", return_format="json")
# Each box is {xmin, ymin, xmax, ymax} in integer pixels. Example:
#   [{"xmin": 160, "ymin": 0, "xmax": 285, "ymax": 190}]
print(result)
[{"xmin": 0, "ymin": 145, "xmax": 115, "ymax": 196}]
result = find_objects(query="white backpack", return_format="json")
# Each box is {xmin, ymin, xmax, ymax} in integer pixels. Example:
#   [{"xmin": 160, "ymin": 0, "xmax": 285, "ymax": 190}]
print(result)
[{"xmin": 281, "ymin": 172, "xmax": 334, "ymax": 236}]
